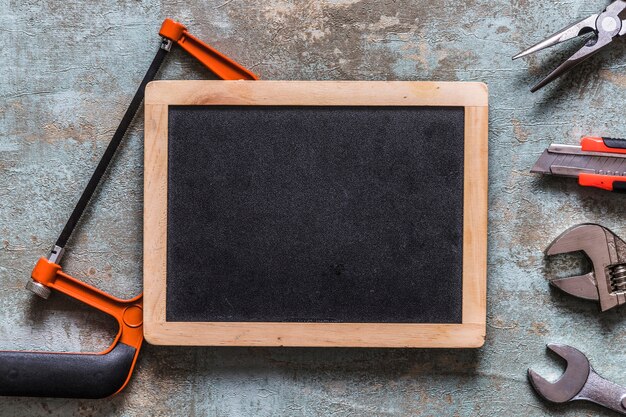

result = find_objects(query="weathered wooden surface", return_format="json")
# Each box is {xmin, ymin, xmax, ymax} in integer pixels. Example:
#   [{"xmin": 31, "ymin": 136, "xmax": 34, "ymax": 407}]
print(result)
[{"xmin": 2, "ymin": 0, "xmax": 626, "ymax": 415}]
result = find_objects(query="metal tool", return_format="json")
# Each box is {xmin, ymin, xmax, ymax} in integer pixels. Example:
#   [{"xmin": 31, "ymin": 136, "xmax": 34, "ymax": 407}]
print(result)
[
  {"xmin": 545, "ymin": 223, "xmax": 626, "ymax": 312},
  {"xmin": 532, "ymin": 136, "xmax": 626, "ymax": 192},
  {"xmin": 51, "ymin": 19, "xmax": 257, "ymax": 260},
  {"xmin": 513, "ymin": 0, "xmax": 626, "ymax": 92},
  {"xmin": 529, "ymin": 344, "xmax": 626, "ymax": 415},
  {"xmin": 0, "ymin": 18, "xmax": 257, "ymax": 399}
]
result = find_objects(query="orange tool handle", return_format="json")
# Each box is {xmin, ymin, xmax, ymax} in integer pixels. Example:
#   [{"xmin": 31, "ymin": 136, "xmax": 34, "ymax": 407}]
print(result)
[
  {"xmin": 31, "ymin": 258, "xmax": 143, "ymax": 349},
  {"xmin": 579, "ymin": 173, "xmax": 626, "ymax": 192},
  {"xmin": 581, "ymin": 136, "xmax": 626, "ymax": 154},
  {"xmin": 0, "ymin": 19, "xmax": 258, "ymax": 399},
  {"xmin": 0, "ymin": 258, "xmax": 143, "ymax": 398},
  {"xmin": 159, "ymin": 18, "xmax": 258, "ymax": 80}
]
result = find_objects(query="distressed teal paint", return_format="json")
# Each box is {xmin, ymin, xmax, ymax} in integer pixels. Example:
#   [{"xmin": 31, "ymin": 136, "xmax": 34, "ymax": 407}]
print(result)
[{"xmin": 2, "ymin": 0, "xmax": 626, "ymax": 415}]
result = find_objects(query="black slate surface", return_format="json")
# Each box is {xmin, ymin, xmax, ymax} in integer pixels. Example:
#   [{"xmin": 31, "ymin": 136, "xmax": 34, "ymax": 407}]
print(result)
[{"xmin": 166, "ymin": 105, "xmax": 464, "ymax": 323}]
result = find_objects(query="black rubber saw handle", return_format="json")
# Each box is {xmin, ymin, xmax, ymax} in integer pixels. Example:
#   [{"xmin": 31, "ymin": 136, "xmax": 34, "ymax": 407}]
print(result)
[{"xmin": 0, "ymin": 343, "xmax": 136, "ymax": 399}]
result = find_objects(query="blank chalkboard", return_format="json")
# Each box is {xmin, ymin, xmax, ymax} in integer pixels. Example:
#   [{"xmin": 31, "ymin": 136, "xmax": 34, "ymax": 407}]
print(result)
[{"xmin": 144, "ymin": 81, "xmax": 488, "ymax": 347}]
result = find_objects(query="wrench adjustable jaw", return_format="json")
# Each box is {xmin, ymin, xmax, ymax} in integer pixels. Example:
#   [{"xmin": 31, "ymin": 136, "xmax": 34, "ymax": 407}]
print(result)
[
  {"xmin": 530, "ymin": 344, "xmax": 626, "ymax": 415},
  {"xmin": 545, "ymin": 223, "xmax": 626, "ymax": 311}
]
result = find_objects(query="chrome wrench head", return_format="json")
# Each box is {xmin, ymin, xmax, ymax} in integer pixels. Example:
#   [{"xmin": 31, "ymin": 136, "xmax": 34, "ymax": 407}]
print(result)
[
  {"xmin": 530, "ymin": 344, "xmax": 626, "ymax": 415},
  {"xmin": 528, "ymin": 344, "xmax": 590, "ymax": 403},
  {"xmin": 545, "ymin": 223, "xmax": 626, "ymax": 311}
]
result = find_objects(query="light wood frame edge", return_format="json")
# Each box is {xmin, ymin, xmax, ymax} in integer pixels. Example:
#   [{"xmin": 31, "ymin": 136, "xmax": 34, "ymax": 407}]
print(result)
[{"xmin": 143, "ymin": 81, "xmax": 488, "ymax": 348}]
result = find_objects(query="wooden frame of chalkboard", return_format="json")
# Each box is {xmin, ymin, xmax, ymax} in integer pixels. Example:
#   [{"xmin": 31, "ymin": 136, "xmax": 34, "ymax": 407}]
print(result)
[{"xmin": 143, "ymin": 81, "xmax": 488, "ymax": 347}]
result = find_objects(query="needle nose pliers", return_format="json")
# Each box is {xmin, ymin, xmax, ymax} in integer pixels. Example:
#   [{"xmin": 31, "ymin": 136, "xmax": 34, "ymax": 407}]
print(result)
[{"xmin": 514, "ymin": 0, "xmax": 626, "ymax": 92}]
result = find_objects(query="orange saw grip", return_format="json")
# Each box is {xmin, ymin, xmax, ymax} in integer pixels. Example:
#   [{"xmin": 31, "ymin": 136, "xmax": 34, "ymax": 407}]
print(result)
[
  {"xmin": 159, "ymin": 18, "xmax": 258, "ymax": 80},
  {"xmin": 30, "ymin": 257, "xmax": 143, "ymax": 350},
  {"xmin": 578, "ymin": 173, "xmax": 626, "ymax": 192},
  {"xmin": 581, "ymin": 136, "xmax": 626, "ymax": 154}
]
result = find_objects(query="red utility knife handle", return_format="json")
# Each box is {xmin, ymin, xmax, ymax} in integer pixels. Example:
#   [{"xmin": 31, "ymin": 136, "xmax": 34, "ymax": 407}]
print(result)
[
  {"xmin": 159, "ymin": 18, "xmax": 258, "ymax": 80},
  {"xmin": 578, "ymin": 137, "xmax": 626, "ymax": 191},
  {"xmin": 581, "ymin": 136, "xmax": 626, "ymax": 154},
  {"xmin": 579, "ymin": 173, "xmax": 626, "ymax": 192}
]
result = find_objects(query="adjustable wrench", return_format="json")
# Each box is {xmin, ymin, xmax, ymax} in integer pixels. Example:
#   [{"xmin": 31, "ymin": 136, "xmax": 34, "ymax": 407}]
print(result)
[
  {"xmin": 529, "ymin": 344, "xmax": 626, "ymax": 415},
  {"xmin": 545, "ymin": 223, "xmax": 626, "ymax": 312}
]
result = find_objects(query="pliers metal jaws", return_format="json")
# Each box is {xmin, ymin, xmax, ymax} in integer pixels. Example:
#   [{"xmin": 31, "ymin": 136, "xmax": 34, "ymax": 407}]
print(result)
[
  {"xmin": 513, "ymin": 0, "xmax": 626, "ymax": 92},
  {"xmin": 546, "ymin": 223, "xmax": 626, "ymax": 311},
  {"xmin": 529, "ymin": 344, "xmax": 626, "ymax": 415}
]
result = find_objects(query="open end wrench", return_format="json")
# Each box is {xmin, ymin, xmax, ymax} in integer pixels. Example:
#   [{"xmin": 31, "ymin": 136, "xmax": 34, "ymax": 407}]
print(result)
[
  {"xmin": 545, "ymin": 223, "xmax": 626, "ymax": 311},
  {"xmin": 529, "ymin": 344, "xmax": 626, "ymax": 415}
]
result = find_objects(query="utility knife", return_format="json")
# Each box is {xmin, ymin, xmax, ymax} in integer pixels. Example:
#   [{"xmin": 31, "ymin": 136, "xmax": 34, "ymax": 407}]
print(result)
[{"xmin": 531, "ymin": 136, "xmax": 626, "ymax": 192}]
